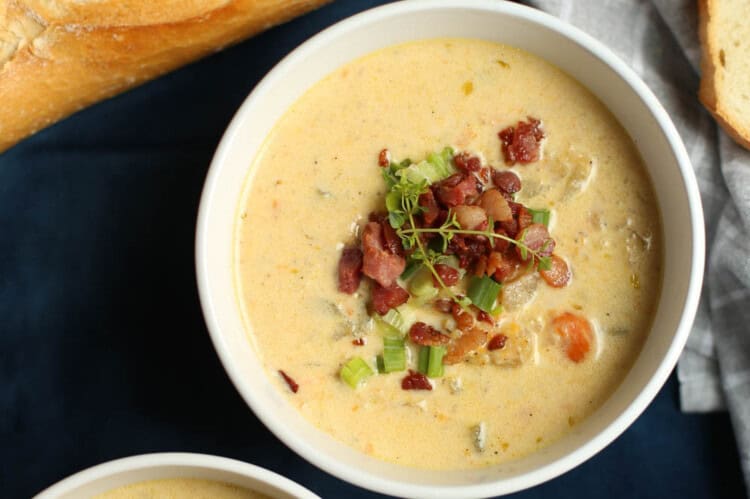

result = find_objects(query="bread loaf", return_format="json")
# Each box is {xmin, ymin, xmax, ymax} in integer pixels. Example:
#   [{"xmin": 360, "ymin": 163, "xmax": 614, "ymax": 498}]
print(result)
[
  {"xmin": 698, "ymin": 0, "xmax": 750, "ymax": 150},
  {"xmin": 0, "ymin": 0, "xmax": 331, "ymax": 152}
]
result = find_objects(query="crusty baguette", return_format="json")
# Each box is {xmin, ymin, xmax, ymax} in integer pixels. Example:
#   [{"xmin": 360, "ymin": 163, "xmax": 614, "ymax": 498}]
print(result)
[
  {"xmin": 0, "ymin": 0, "xmax": 331, "ymax": 153},
  {"xmin": 698, "ymin": 0, "xmax": 750, "ymax": 150}
]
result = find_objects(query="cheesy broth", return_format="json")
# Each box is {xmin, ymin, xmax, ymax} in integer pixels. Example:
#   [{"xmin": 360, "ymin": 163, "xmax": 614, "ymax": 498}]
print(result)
[
  {"xmin": 96, "ymin": 478, "xmax": 268, "ymax": 499},
  {"xmin": 235, "ymin": 39, "xmax": 661, "ymax": 470}
]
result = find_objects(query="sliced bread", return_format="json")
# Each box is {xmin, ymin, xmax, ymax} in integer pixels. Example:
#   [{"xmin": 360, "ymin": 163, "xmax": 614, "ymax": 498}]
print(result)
[{"xmin": 699, "ymin": 0, "xmax": 750, "ymax": 149}]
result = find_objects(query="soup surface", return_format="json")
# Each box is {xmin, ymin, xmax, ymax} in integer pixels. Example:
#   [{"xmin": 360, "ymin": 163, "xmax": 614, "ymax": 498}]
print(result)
[
  {"xmin": 96, "ymin": 478, "xmax": 267, "ymax": 498},
  {"xmin": 236, "ymin": 39, "xmax": 661, "ymax": 470}
]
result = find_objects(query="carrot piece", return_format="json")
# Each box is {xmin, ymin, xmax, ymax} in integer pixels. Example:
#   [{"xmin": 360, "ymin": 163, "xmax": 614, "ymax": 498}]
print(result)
[
  {"xmin": 552, "ymin": 312, "xmax": 592, "ymax": 362},
  {"xmin": 540, "ymin": 255, "xmax": 571, "ymax": 288}
]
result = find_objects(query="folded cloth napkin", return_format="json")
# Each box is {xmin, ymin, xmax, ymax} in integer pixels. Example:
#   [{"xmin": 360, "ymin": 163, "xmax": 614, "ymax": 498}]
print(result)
[{"xmin": 524, "ymin": 0, "xmax": 750, "ymax": 490}]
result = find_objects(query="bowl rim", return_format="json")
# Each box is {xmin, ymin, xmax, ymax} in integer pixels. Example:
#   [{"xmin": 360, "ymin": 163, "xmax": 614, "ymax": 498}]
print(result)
[
  {"xmin": 33, "ymin": 452, "xmax": 320, "ymax": 498},
  {"xmin": 195, "ymin": 0, "xmax": 705, "ymax": 497}
]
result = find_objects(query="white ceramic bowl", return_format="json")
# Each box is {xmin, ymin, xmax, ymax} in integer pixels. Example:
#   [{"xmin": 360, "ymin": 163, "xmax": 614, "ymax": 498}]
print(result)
[
  {"xmin": 196, "ymin": 1, "xmax": 705, "ymax": 497},
  {"xmin": 34, "ymin": 453, "xmax": 320, "ymax": 498}
]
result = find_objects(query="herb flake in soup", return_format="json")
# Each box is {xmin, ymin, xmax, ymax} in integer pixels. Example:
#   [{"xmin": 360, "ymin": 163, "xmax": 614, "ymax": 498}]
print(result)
[{"xmin": 235, "ymin": 39, "xmax": 662, "ymax": 470}]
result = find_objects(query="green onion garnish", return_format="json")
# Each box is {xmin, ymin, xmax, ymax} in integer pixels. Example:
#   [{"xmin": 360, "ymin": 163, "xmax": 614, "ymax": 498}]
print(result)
[
  {"xmin": 376, "ymin": 355, "xmax": 385, "ymax": 374},
  {"xmin": 467, "ymin": 275, "xmax": 502, "ymax": 313},
  {"xmin": 417, "ymin": 346, "xmax": 446, "ymax": 378},
  {"xmin": 427, "ymin": 346, "xmax": 446, "ymax": 377},
  {"xmin": 417, "ymin": 346, "xmax": 430, "ymax": 374},
  {"xmin": 382, "ymin": 334, "xmax": 406, "ymax": 373},
  {"xmin": 400, "ymin": 260, "xmax": 422, "ymax": 281},
  {"xmin": 340, "ymin": 357, "xmax": 374, "ymax": 389},
  {"xmin": 528, "ymin": 208, "xmax": 550, "ymax": 226},
  {"xmin": 380, "ymin": 309, "xmax": 405, "ymax": 334}
]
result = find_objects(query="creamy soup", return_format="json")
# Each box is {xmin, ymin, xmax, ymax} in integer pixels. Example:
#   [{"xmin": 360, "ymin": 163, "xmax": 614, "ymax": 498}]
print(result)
[
  {"xmin": 96, "ymin": 478, "xmax": 267, "ymax": 498},
  {"xmin": 236, "ymin": 39, "xmax": 661, "ymax": 470}
]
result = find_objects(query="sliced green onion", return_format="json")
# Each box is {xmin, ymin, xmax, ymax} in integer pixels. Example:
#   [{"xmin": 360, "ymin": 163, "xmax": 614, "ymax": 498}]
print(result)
[
  {"xmin": 417, "ymin": 346, "xmax": 447, "ymax": 378},
  {"xmin": 490, "ymin": 303, "xmax": 503, "ymax": 318},
  {"xmin": 427, "ymin": 346, "xmax": 447, "ymax": 378},
  {"xmin": 467, "ymin": 275, "xmax": 503, "ymax": 313},
  {"xmin": 417, "ymin": 346, "xmax": 430, "ymax": 374},
  {"xmin": 380, "ymin": 309, "xmax": 405, "ymax": 334},
  {"xmin": 376, "ymin": 355, "xmax": 385, "ymax": 373},
  {"xmin": 340, "ymin": 357, "xmax": 374, "ymax": 389},
  {"xmin": 382, "ymin": 334, "xmax": 406, "ymax": 373},
  {"xmin": 400, "ymin": 261, "xmax": 422, "ymax": 281},
  {"xmin": 374, "ymin": 315, "xmax": 401, "ymax": 337},
  {"xmin": 409, "ymin": 267, "xmax": 436, "ymax": 297},
  {"xmin": 528, "ymin": 208, "xmax": 550, "ymax": 227},
  {"xmin": 395, "ymin": 304, "xmax": 417, "ymax": 332}
]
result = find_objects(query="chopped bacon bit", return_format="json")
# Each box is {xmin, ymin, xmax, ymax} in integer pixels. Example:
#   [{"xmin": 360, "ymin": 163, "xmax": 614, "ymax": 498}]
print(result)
[
  {"xmin": 433, "ymin": 263, "xmax": 460, "ymax": 287},
  {"xmin": 453, "ymin": 152, "xmax": 482, "ymax": 172},
  {"xmin": 486, "ymin": 251, "xmax": 504, "ymax": 276},
  {"xmin": 478, "ymin": 167, "xmax": 491, "ymax": 183},
  {"xmin": 444, "ymin": 326, "xmax": 488, "ymax": 364},
  {"xmin": 451, "ymin": 302, "xmax": 475, "ymax": 330},
  {"xmin": 402, "ymin": 370, "xmax": 433, "ymax": 390},
  {"xmin": 278, "ymin": 370, "xmax": 299, "ymax": 393},
  {"xmin": 434, "ymin": 173, "xmax": 479, "ymax": 207},
  {"xmin": 493, "ymin": 253, "xmax": 523, "ymax": 283},
  {"xmin": 499, "ymin": 117, "xmax": 544, "ymax": 165},
  {"xmin": 477, "ymin": 310, "xmax": 494, "ymax": 325},
  {"xmin": 352, "ymin": 338, "xmax": 365, "ymax": 346},
  {"xmin": 516, "ymin": 223, "xmax": 555, "ymax": 261},
  {"xmin": 418, "ymin": 190, "xmax": 440, "ymax": 226},
  {"xmin": 409, "ymin": 322, "xmax": 450, "ymax": 346},
  {"xmin": 517, "ymin": 206, "xmax": 533, "ymax": 232},
  {"xmin": 552, "ymin": 312, "xmax": 592, "ymax": 362},
  {"xmin": 378, "ymin": 148, "xmax": 390, "ymax": 167},
  {"xmin": 434, "ymin": 298, "xmax": 454, "ymax": 313},
  {"xmin": 540, "ymin": 254, "xmax": 571, "ymax": 288},
  {"xmin": 487, "ymin": 334, "xmax": 508, "ymax": 351},
  {"xmin": 371, "ymin": 282, "xmax": 410, "ymax": 315},
  {"xmin": 492, "ymin": 169, "xmax": 522, "ymax": 194},
  {"xmin": 381, "ymin": 220, "xmax": 404, "ymax": 256},
  {"xmin": 362, "ymin": 222, "xmax": 406, "ymax": 287},
  {"xmin": 454, "ymin": 205, "xmax": 487, "ymax": 230},
  {"xmin": 338, "ymin": 247, "xmax": 363, "ymax": 294},
  {"xmin": 493, "ymin": 228, "xmax": 511, "ymax": 253},
  {"xmin": 473, "ymin": 254, "xmax": 488, "ymax": 276}
]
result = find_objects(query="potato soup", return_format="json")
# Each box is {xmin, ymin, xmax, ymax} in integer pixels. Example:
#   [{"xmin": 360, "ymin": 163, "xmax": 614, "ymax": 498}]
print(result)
[
  {"xmin": 235, "ymin": 39, "xmax": 662, "ymax": 470},
  {"xmin": 96, "ymin": 478, "xmax": 268, "ymax": 498}
]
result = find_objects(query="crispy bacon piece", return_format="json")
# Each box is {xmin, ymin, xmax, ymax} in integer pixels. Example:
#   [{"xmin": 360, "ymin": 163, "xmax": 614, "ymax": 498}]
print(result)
[
  {"xmin": 492, "ymin": 169, "xmax": 522, "ymax": 193},
  {"xmin": 433, "ymin": 263, "xmax": 460, "ymax": 287},
  {"xmin": 453, "ymin": 152, "xmax": 482, "ymax": 172},
  {"xmin": 362, "ymin": 222, "xmax": 406, "ymax": 287},
  {"xmin": 540, "ymin": 254, "xmax": 571, "ymax": 288},
  {"xmin": 492, "ymin": 228, "xmax": 511, "ymax": 253},
  {"xmin": 434, "ymin": 173, "xmax": 479, "ymax": 208},
  {"xmin": 516, "ymin": 223, "xmax": 555, "ymax": 261},
  {"xmin": 477, "ymin": 310, "xmax": 494, "ymax": 325},
  {"xmin": 352, "ymin": 338, "xmax": 365, "ymax": 346},
  {"xmin": 409, "ymin": 322, "xmax": 450, "ymax": 346},
  {"xmin": 337, "ymin": 247, "xmax": 363, "ymax": 294},
  {"xmin": 451, "ymin": 302, "xmax": 475, "ymax": 330},
  {"xmin": 499, "ymin": 117, "xmax": 545, "ymax": 165},
  {"xmin": 401, "ymin": 370, "xmax": 433, "ymax": 390},
  {"xmin": 487, "ymin": 334, "xmax": 508, "ymax": 351},
  {"xmin": 371, "ymin": 282, "xmax": 410, "ymax": 315},
  {"xmin": 434, "ymin": 298, "xmax": 454, "ymax": 314},
  {"xmin": 444, "ymin": 326, "xmax": 488, "ymax": 364},
  {"xmin": 378, "ymin": 148, "xmax": 390, "ymax": 167},
  {"xmin": 493, "ymin": 253, "xmax": 524, "ymax": 283},
  {"xmin": 278, "ymin": 370, "xmax": 299, "ymax": 393},
  {"xmin": 418, "ymin": 190, "xmax": 440, "ymax": 226}
]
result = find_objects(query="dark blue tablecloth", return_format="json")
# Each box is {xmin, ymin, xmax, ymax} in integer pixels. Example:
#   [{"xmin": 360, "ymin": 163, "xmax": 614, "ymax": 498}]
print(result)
[{"xmin": 0, "ymin": 1, "xmax": 746, "ymax": 498}]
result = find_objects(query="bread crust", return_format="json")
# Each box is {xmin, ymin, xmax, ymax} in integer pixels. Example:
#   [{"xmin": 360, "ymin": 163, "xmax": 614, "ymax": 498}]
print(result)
[
  {"xmin": 0, "ymin": 0, "xmax": 330, "ymax": 152},
  {"xmin": 698, "ymin": 0, "xmax": 750, "ymax": 150}
]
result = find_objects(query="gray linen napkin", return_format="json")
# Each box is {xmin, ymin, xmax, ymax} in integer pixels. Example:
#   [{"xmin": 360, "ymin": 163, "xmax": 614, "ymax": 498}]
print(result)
[{"xmin": 524, "ymin": 0, "xmax": 750, "ymax": 490}]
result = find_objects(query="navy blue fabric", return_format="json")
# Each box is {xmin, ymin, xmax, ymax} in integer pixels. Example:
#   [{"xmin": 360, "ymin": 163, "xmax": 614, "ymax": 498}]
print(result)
[{"xmin": 0, "ymin": 1, "xmax": 745, "ymax": 498}]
